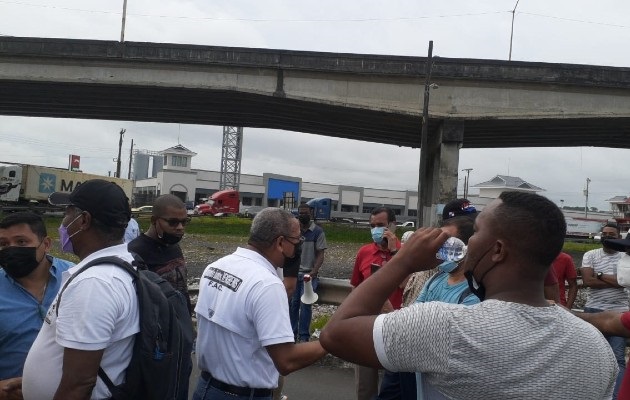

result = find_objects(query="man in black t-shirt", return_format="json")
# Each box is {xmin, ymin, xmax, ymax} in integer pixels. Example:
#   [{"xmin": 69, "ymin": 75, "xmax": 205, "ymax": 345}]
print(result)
[{"xmin": 128, "ymin": 194, "xmax": 192, "ymax": 313}]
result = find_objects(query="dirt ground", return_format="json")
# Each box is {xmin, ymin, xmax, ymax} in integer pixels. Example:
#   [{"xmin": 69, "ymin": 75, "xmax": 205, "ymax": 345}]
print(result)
[{"xmin": 181, "ymin": 233, "xmax": 362, "ymax": 281}]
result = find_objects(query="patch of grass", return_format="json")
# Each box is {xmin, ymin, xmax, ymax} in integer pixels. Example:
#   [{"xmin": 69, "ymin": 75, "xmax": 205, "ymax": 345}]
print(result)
[
  {"xmin": 40, "ymin": 214, "xmax": 599, "ymax": 252},
  {"xmin": 310, "ymin": 314, "xmax": 330, "ymax": 333},
  {"xmin": 563, "ymin": 240, "xmax": 600, "ymax": 253}
]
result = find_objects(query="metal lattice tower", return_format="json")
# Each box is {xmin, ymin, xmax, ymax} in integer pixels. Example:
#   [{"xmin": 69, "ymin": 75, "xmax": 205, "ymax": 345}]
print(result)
[{"xmin": 219, "ymin": 126, "xmax": 243, "ymax": 190}]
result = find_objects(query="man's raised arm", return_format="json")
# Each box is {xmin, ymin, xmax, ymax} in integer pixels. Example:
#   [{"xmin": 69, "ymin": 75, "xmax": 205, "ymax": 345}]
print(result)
[{"xmin": 320, "ymin": 228, "xmax": 447, "ymax": 367}]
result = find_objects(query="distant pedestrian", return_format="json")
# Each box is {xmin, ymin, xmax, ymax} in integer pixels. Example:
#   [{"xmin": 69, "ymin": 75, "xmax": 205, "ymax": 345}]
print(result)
[
  {"xmin": 350, "ymin": 207, "xmax": 401, "ymax": 400},
  {"xmin": 552, "ymin": 251, "xmax": 578, "ymax": 308},
  {"xmin": 290, "ymin": 203, "xmax": 327, "ymax": 342},
  {"xmin": 123, "ymin": 217, "xmax": 140, "ymax": 243}
]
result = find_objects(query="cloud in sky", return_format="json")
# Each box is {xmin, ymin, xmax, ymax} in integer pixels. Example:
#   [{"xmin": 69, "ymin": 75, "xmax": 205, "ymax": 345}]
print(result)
[{"xmin": 1, "ymin": 0, "xmax": 629, "ymax": 210}]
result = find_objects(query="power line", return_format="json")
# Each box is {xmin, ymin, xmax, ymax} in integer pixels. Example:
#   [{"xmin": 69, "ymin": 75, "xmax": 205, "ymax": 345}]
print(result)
[
  {"xmin": 519, "ymin": 11, "xmax": 628, "ymax": 28},
  {"xmin": 0, "ymin": 2, "xmax": 508, "ymax": 22}
]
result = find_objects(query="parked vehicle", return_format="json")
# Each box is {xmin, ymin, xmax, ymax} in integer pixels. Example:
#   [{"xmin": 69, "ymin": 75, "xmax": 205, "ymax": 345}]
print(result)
[
  {"xmin": 131, "ymin": 205, "xmax": 153, "ymax": 218},
  {"xmin": 0, "ymin": 163, "xmax": 133, "ymax": 213},
  {"xmin": 194, "ymin": 189, "xmax": 248, "ymax": 216},
  {"xmin": 565, "ymin": 216, "xmax": 605, "ymax": 239},
  {"xmin": 397, "ymin": 221, "xmax": 416, "ymax": 228}
]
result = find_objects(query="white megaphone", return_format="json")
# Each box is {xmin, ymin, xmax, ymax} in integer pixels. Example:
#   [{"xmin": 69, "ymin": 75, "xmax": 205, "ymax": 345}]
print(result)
[{"xmin": 300, "ymin": 274, "xmax": 318, "ymax": 305}]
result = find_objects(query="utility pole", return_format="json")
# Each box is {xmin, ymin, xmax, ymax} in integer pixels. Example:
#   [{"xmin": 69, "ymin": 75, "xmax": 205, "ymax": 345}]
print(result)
[
  {"xmin": 116, "ymin": 129, "xmax": 125, "ymax": 178},
  {"xmin": 584, "ymin": 178, "xmax": 591, "ymax": 218},
  {"xmin": 120, "ymin": 0, "xmax": 128, "ymax": 43},
  {"xmin": 127, "ymin": 139, "xmax": 134, "ymax": 180},
  {"xmin": 416, "ymin": 40, "xmax": 434, "ymax": 228},
  {"xmin": 462, "ymin": 168, "xmax": 473, "ymax": 198},
  {"xmin": 509, "ymin": 0, "xmax": 520, "ymax": 61}
]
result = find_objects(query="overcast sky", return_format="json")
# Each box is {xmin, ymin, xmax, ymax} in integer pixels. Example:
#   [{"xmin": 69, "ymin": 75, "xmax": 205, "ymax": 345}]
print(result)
[{"xmin": 1, "ymin": 0, "xmax": 629, "ymax": 210}]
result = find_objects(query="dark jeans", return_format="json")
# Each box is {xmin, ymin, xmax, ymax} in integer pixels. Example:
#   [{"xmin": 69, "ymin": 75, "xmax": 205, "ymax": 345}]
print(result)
[
  {"xmin": 289, "ymin": 274, "xmax": 318, "ymax": 341},
  {"xmin": 376, "ymin": 370, "xmax": 406, "ymax": 400}
]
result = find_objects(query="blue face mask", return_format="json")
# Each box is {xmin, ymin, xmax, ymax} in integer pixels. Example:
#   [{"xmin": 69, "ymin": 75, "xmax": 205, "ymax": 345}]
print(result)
[
  {"xmin": 371, "ymin": 227, "xmax": 385, "ymax": 244},
  {"xmin": 438, "ymin": 260, "xmax": 459, "ymax": 273}
]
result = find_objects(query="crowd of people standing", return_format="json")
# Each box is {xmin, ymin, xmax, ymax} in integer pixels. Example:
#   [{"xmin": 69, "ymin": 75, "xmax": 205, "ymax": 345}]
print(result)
[{"xmin": 1, "ymin": 180, "xmax": 629, "ymax": 400}]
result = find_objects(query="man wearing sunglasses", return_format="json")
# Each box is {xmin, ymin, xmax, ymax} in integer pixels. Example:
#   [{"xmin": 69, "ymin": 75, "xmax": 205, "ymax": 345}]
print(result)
[
  {"xmin": 128, "ymin": 194, "xmax": 193, "ymax": 400},
  {"xmin": 128, "ymin": 194, "xmax": 192, "ymax": 314}
]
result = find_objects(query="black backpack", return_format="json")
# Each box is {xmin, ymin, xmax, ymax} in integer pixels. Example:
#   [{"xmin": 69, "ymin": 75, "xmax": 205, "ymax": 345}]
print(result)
[{"xmin": 57, "ymin": 255, "xmax": 194, "ymax": 400}]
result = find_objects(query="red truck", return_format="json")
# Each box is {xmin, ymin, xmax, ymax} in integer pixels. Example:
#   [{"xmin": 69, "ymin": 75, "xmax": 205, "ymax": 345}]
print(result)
[{"xmin": 195, "ymin": 189, "xmax": 240, "ymax": 216}]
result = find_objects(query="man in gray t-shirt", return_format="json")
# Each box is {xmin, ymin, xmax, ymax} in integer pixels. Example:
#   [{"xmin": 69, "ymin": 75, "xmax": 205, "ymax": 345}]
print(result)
[
  {"xmin": 289, "ymin": 203, "xmax": 327, "ymax": 342},
  {"xmin": 321, "ymin": 191, "xmax": 617, "ymax": 400},
  {"xmin": 581, "ymin": 223, "xmax": 628, "ymax": 399}
]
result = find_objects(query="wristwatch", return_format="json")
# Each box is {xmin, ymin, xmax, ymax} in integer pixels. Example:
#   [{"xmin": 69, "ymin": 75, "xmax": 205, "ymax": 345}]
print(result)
[{"xmin": 597, "ymin": 272, "xmax": 604, "ymax": 280}]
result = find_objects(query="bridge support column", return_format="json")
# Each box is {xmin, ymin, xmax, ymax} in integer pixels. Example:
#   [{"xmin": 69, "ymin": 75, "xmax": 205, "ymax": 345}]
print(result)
[{"xmin": 419, "ymin": 120, "xmax": 464, "ymax": 226}]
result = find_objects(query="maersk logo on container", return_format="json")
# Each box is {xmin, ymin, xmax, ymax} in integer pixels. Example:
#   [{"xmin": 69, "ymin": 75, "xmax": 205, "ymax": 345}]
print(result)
[
  {"xmin": 38, "ymin": 173, "xmax": 83, "ymax": 194},
  {"xmin": 38, "ymin": 173, "xmax": 56, "ymax": 193}
]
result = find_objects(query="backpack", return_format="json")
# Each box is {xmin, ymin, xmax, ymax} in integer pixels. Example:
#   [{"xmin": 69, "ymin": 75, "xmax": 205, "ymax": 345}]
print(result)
[{"xmin": 57, "ymin": 255, "xmax": 194, "ymax": 400}]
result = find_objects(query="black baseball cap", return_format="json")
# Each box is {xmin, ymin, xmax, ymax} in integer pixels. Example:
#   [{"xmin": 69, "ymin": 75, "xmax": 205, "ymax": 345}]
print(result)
[
  {"xmin": 48, "ymin": 179, "xmax": 131, "ymax": 228},
  {"xmin": 442, "ymin": 198, "xmax": 478, "ymax": 220}
]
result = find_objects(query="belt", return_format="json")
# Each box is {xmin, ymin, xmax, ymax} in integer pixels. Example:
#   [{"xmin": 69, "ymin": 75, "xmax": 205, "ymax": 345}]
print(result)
[{"xmin": 201, "ymin": 371, "xmax": 273, "ymax": 397}]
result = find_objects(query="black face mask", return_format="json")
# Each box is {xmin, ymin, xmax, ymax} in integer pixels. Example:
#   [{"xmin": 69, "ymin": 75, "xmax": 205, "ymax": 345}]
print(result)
[
  {"xmin": 298, "ymin": 214, "xmax": 311, "ymax": 226},
  {"xmin": 465, "ymin": 270, "xmax": 486, "ymax": 301},
  {"xmin": 464, "ymin": 245, "xmax": 496, "ymax": 301},
  {"xmin": 0, "ymin": 245, "xmax": 43, "ymax": 279},
  {"xmin": 155, "ymin": 222, "xmax": 183, "ymax": 245},
  {"xmin": 284, "ymin": 241, "xmax": 303, "ymax": 266},
  {"xmin": 159, "ymin": 231, "xmax": 183, "ymax": 245}
]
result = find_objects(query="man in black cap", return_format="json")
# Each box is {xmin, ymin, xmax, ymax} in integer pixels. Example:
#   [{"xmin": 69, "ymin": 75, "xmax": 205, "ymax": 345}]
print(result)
[
  {"xmin": 441, "ymin": 198, "xmax": 478, "ymax": 221},
  {"xmin": 21, "ymin": 179, "xmax": 140, "ymax": 400}
]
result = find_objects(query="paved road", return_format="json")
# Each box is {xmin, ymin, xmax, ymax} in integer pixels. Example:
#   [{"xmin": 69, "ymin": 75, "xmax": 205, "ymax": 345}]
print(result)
[
  {"xmin": 282, "ymin": 366, "xmax": 355, "ymax": 400},
  {"xmin": 189, "ymin": 354, "xmax": 355, "ymax": 400}
]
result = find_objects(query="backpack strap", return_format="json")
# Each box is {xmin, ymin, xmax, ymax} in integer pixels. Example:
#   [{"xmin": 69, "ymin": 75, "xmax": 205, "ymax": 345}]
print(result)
[
  {"xmin": 457, "ymin": 288, "xmax": 473, "ymax": 304},
  {"xmin": 56, "ymin": 256, "xmax": 138, "ymax": 316}
]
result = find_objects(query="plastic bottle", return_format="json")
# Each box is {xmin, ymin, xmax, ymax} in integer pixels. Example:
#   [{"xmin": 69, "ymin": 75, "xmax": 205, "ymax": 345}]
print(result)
[{"xmin": 436, "ymin": 237, "xmax": 467, "ymax": 262}]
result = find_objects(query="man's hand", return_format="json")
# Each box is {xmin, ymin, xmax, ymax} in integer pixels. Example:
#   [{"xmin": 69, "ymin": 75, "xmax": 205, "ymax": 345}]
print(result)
[
  {"xmin": 383, "ymin": 229, "xmax": 398, "ymax": 253},
  {"xmin": 0, "ymin": 377, "xmax": 23, "ymax": 400},
  {"xmin": 320, "ymin": 227, "xmax": 448, "ymax": 367},
  {"xmin": 393, "ymin": 228, "xmax": 449, "ymax": 274}
]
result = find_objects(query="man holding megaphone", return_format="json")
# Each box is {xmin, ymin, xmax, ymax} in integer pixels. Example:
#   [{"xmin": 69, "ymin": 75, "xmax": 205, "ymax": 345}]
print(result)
[{"xmin": 289, "ymin": 203, "xmax": 327, "ymax": 343}]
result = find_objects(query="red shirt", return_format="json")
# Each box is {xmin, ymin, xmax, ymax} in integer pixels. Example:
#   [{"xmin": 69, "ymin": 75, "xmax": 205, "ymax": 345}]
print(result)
[
  {"xmin": 351, "ymin": 241, "xmax": 403, "ymax": 309},
  {"xmin": 551, "ymin": 252, "xmax": 577, "ymax": 307}
]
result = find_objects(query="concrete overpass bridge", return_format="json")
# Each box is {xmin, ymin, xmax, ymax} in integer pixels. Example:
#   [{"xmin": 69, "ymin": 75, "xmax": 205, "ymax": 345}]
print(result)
[{"xmin": 1, "ymin": 36, "xmax": 630, "ymax": 223}]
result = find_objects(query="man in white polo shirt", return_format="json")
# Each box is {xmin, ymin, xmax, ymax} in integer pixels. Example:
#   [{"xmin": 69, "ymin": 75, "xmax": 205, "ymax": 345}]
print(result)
[
  {"xmin": 193, "ymin": 208, "xmax": 327, "ymax": 400},
  {"xmin": 21, "ymin": 179, "xmax": 139, "ymax": 400}
]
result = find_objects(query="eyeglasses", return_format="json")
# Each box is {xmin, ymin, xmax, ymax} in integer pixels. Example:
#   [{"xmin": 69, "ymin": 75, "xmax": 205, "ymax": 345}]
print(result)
[
  {"xmin": 285, "ymin": 235, "xmax": 305, "ymax": 246},
  {"xmin": 159, "ymin": 217, "xmax": 191, "ymax": 227}
]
